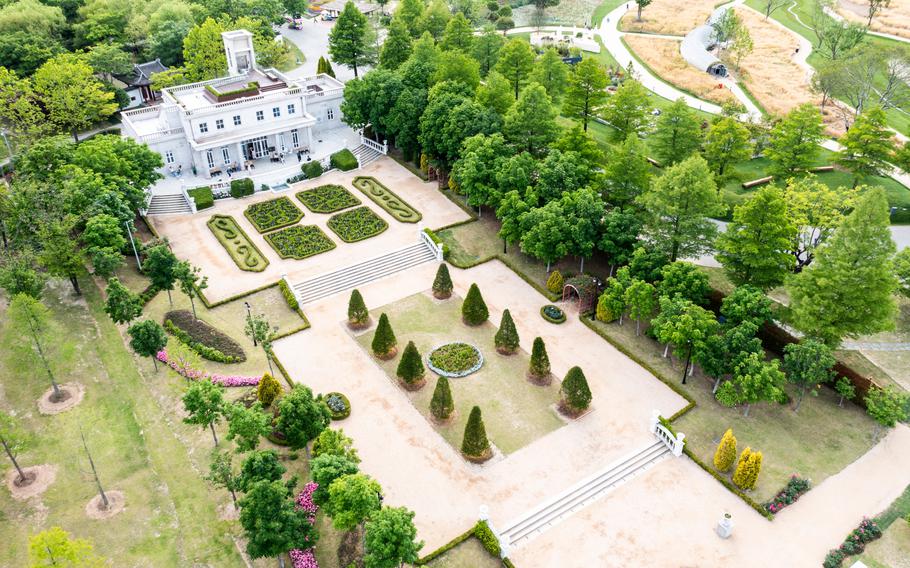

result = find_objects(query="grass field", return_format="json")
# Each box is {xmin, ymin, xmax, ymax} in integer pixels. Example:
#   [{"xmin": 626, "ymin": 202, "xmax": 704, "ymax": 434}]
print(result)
[
  {"xmin": 355, "ymin": 292, "xmax": 565, "ymax": 456},
  {"xmin": 619, "ymin": 0, "xmax": 715, "ymax": 36},
  {"xmin": 426, "ymin": 537, "xmax": 501, "ymax": 568}
]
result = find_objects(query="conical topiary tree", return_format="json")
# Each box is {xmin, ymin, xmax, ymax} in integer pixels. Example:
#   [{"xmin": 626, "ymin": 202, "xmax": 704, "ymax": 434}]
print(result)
[
  {"xmin": 460, "ymin": 406, "xmax": 492, "ymax": 463},
  {"xmin": 527, "ymin": 337, "xmax": 551, "ymax": 385},
  {"xmin": 430, "ymin": 377, "xmax": 454, "ymax": 422},
  {"xmin": 462, "ymin": 283, "xmax": 489, "ymax": 326},
  {"xmin": 742, "ymin": 450, "xmax": 763, "ymax": 490},
  {"xmin": 256, "ymin": 373, "xmax": 282, "ymax": 407},
  {"xmin": 396, "ymin": 341, "xmax": 426, "ymax": 390},
  {"xmin": 713, "ymin": 428, "xmax": 737, "ymax": 472},
  {"xmin": 559, "ymin": 366, "xmax": 592, "ymax": 416},
  {"xmin": 546, "ymin": 270, "xmax": 564, "ymax": 294},
  {"xmin": 371, "ymin": 313, "xmax": 397, "ymax": 359},
  {"xmin": 494, "ymin": 309, "xmax": 520, "ymax": 355},
  {"xmin": 732, "ymin": 447, "xmax": 752, "ymax": 489},
  {"xmin": 432, "ymin": 264, "xmax": 453, "ymax": 300},
  {"xmin": 348, "ymin": 289, "xmax": 370, "ymax": 329}
]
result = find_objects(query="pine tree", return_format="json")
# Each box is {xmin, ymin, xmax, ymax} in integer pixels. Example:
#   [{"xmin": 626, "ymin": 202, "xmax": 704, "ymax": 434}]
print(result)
[
  {"xmin": 371, "ymin": 313, "xmax": 397, "ymax": 359},
  {"xmin": 713, "ymin": 429, "xmax": 737, "ymax": 472},
  {"xmin": 317, "ymin": 56, "xmax": 336, "ymax": 78},
  {"xmin": 462, "ymin": 283, "xmax": 489, "ymax": 326},
  {"xmin": 256, "ymin": 373, "xmax": 281, "ymax": 407},
  {"xmin": 546, "ymin": 269, "xmax": 564, "ymax": 294},
  {"xmin": 560, "ymin": 366, "xmax": 592, "ymax": 415},
  {"xmin": 348, "ymin": 289, "xmax": 370, "ymax": 329},
  {"xmin": 430, "ymin": 377, "xmax": 454, "ymax": 421},
  {"xmin": 432, "ymin": 263, "xmax": 453, "ymax": 299},
  {"xmin": 460, "ymin": 406, "xmax": 492, "ymax": 462},
  {"xmin": 528, "ymin": 337, "xmax": 551, "ymax": 384},
  {"xmin": 494, "ymin": 309, "xmax": 520, "ymax": 355},
  {"xmin": 396, "ymin": 341, "xmax": 426, "ymax": 389},
  {"xmin": 732, "ymin": 447, "xmax": 752, "ymax": 489}
]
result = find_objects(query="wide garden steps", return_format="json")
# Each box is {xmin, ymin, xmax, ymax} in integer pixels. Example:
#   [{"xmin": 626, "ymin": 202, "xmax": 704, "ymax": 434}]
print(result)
[
  {"xmin": 147, "ymin": 193, "xmax": 193, "ymax": 215},
  {"xmin": 498, "ymin": 441, "xmax": 671, "ymax": 549},
  {"xmin": 352, "ymin": 144, "xmax": 382, "ymax": 168},
  {"xmin": 290, "ymin": 241, "xmax": 437, "ymax": 305}
]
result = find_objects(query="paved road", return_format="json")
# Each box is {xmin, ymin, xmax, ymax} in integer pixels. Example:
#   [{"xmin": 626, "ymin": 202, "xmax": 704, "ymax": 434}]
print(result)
[{"xmin": 280, "ymin": 20, "xmax": 365, "ymax": 83}]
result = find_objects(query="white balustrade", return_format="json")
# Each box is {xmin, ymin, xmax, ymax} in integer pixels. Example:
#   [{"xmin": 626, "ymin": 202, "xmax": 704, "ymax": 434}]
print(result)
[{"xmin": 650, "ymin": 409, "xmax": 686, "ymax": 457}]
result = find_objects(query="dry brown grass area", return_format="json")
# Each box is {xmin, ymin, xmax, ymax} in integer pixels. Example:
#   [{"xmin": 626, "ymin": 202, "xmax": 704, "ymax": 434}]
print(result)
[
  {"xmin": 624, "ymin": 35, "xmax": 736, "ymax": 104},
  {"xmin": 734, "ymin": 6, "xmax": 818, "ymax": 116},
  {"xmin": 619, "ymin": 0, "xmax": 715, "ymax": 36},
  {"xmin": 837, "ymin": 0, "xmax": 910, "ymax": 40}
]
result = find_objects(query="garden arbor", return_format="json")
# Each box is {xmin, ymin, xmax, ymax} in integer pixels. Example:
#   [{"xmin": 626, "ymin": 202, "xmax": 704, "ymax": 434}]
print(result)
[{"xmin": 561, "ymin": 275, "xmax": 599, "ymax": 314}]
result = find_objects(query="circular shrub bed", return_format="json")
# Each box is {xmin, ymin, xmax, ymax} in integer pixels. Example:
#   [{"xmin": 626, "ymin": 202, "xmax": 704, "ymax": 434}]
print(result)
[
  {"xmin": 426, "ymin": 343, "xmax": 483, "ymax": 378},
  {"xmin": 324, "ymin": 392, "xmax": 351, "ymax": 420},
  {"xmin": 540, "ymin": 304, "xmax": 566, "ymax": 324}
]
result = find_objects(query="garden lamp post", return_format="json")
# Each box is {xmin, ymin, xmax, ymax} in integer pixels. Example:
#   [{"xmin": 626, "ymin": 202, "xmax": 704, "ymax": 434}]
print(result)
[
  {"xmin": 244, "ymin": 302, "xmax": 256, "ymax": 346},
  {"xmin": 125, "ymin": 219, "xmax": 141, "ymax": 271}
]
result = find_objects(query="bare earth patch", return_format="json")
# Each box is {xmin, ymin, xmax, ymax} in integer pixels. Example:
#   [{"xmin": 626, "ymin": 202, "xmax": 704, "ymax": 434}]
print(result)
[
  {"xmin": 37, "ymin": 382, "xmax": 85, "ymax": 415},
  {"xmin": 85, "ymin": 490, "xmax": 126, "ymax": 519},
  {"xmin": 624, "ymin": 36, "xmax": 736, "ymax": 105},
  {"xmin": 620, "ymin": 0, "xmax": 716, "ymax": 36},
  {"xmin": 218, "ymin": 501, "xmax": 240, "ymax": 521},
  {"xmin": 5, "ymin": 464, "xmax": 57, "ymax": 500},
  {"xmin": 837, "ymin": 0, "xmax": 910, "ymax": 40}
]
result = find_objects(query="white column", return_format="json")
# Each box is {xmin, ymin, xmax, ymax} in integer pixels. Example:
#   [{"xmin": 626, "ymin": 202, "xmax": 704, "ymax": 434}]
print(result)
[
  {"xmin": 306, "ymin": 127, "xmax": 313, "ymax": 152},
  {"xmin": 649, "ymin": 410, "xmax": 660, "ymax": 435},
  {"xmin": 235, "ymin": 142, "xmax": 243, "ymax": 166},
  {"xmin": 673, "ymin": 433, "xmax": 686, "ymax": 457}
]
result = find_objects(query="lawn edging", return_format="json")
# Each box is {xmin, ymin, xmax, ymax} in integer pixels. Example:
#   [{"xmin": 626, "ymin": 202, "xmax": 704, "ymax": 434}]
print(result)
[{"xmin": 416, "ymin": 520, "xmax": 515, "ymax": 566}]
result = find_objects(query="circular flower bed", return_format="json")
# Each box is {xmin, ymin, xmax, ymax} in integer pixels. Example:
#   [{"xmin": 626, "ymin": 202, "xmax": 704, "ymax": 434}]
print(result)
[
  {"xmin": 324, "ymin": 392, "xmax": 351, "ymax": 420},
  {"xmin": 426, "ymin": 343, "xmax": 484, "ymax": 378},
  {"xmin": 540, "ymin": 304, "xmax": 566, "ymax": 324}
]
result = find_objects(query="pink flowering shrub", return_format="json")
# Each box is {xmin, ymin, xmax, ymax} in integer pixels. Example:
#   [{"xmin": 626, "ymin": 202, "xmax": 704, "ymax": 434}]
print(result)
[
  {"xmin": 156, "ymin": 350, "xmax": 261, "ymax": 387},
  {"xmin": 289, "ymin": 482, "xmax": 320, "ymax": 567},
  {"xmin": 289, "ymin": 548, "xmax": 318, "ymax": 568},
  {"xmin": 764, "ymin": 475, "xmax": 810, "ymax": 515}
]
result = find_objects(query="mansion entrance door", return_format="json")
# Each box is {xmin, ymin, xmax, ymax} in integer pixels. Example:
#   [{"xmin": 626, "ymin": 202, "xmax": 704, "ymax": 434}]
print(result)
[{"xmin": 243, "ymin": 136, "xmax": 269, "ymax": 160}]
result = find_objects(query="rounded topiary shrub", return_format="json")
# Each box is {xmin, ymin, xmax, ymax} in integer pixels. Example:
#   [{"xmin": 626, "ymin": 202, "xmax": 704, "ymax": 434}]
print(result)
[
  {"xmin": 546, "ymin": 270, "xmax": 564, "ymax": 294},
  {"xmin": 494, "ymin": 309, "xmax": 519, "ymax": 355},
  {"xmin": 432, "ymin": 263, "xmax": 453, "ymax": 300},
  {"xmin": 371, "ymin": 313, "xmax": 397, "ymax": 359},
  {"xmin": 324, "ymin": 392, "xmax": 351, "ymax": 420},
  {"xmin": 559, "ymin": 366, "xmax": 592, "ymax": 417},
  {"xmin": 430, "ymin": 376, "xmax": 454, "ymax": 422},
  {"xmin": 348, "ymin": 289, "xmax": 370, "ymax": 330},
  {"xmin": 527, "ymin": 337, "xmax": 552, "ymax": 385},
  {"xmin": 461, "ymin": 406, "xmax": 492, "ymax": 463},
  {"xmin": 257, "ymin": 373, "xmax": 282, "ymax": 406},
  {"xmin": 462, "ymin": 283, "xmax": 488, "ymax": 326},
  {"xmin": 396, "ymin": 341, "xmax": 426, "ymax": 390},
  {"xmin": 540, "ymin": 304, "xmax": 566, "ymax": 324}
]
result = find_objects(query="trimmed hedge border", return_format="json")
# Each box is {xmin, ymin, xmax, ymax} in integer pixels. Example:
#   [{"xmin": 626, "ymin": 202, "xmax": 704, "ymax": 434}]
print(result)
[
  {"xmin": 327, "ymin": 206, "xmax": 388, "ymax": 243},
  {"xmin": 206, "ymin": 215, "xmax": 270, "ymax": 272},
  {"xmin": 264, "ymin": 225, "xmax": 336, "ymax": 260},
  {"xmin": 684, "ymin": 446, "xmax": 774, "ymax": 520},
  {"xmin": 540, "ymin": 304, "xmax": 566, "ymax": 324},
  {"xmin": 330, "ymin": 148, "xmax": 358, "ymax": 171},
  {"xmin": 352, "ymin": 176, "xmax": 422, "ymax": 223},
  {"xmin": 416, "ymin": 520, "xmax": 510, "ymax": 566},
  {"xmin": 296, "ymin": 184, "xmax": 360, "ymax": 214},
  {"xmin": 243, "ymin": 196, "xmax": 304, "ymax": 233},
  {"xmin": 278, "ymin": 278, "xmax": 299, "ymax": 311},
  {"xmin": 163, "ymin": 314, "xmax": 246, "ymax": 363},
  {"xmin": 324, "ymin": 392, "xmax": 351, "ymax": 420},
  {"xmin": 187, "ymin": 186, "xmax": 214, "ymax": 210}
]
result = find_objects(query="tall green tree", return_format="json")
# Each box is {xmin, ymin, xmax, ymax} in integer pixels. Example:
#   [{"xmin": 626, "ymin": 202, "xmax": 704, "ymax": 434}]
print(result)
[
  {"xmin": 237, "ymin": 449, "xmax": 286, "ymax": 492},
  {"xmin": 0, "ymin": 410, "xmax": 29, "ymax": 485},
  {"xmin": 625, "ymin": 279, "xmax": 657, "ymax": 336},
  {"xmin": 895, "ymin": 247, "xmax": 910, "ymax": 298},
  {"xmin": 519, "ymin": 201, "xmax": 571, "ymax": 272},
  {"xmin": 8, "ymin": 294, "xmax": 62, "ymax": 398},
  {"xmin": 311, "ymin": 453, "xmax": 360, "ymax": 506},
  {"xmin": 766, "ymin": 103, "xmax": 824, "ymax": 178},
  {"xmin": 380, "ymin": 17, "xmax": 412, "ymax": 69},
  {"xmin": 560, "ymin": 187, "xmax": 605, "ymax": 272},
  {"xmin": 0, "ymin": 251, "xmax": 46, "ymax": 299},
  {"xmin": 127, "ymin": 319, "xmax": 168, "ymax": 370},
  {"xmin": 433, "ymin": 52, "xmax": 481, "ymax": 92},
  {"xmin": 325, "ymin": 473, "xmax": 382, "ymax": 531},
  {"xmin": 702, "ymin": 116, "xmax": 751, "ymax": 179},
  {"xmin": 104, "ymin": 277, "xmax": 142, "ymax": 325},
  {"xmin": 144, "ymin": 244, "xmax": 179, "ymax": 305},
  {"xmin": 275, "ymin": 384, "xmax": 332, "ymax": 452},
  {"xmin": 364, "ymin": 507, "xmax": 424, "ymax": 568},
  {"xmin": 720, "ymin": 285, "xmax": 772, "ymax": 328},
  {"xmin": 603, "ymin": 133, "xmax": 651, "ymax": 209},
  {"xmin": 312, "ymin": 428, "xmax": 360, "ymax": 463},
  {"xmin": 418, "ymin": 0, "xmax": 451, "ymax": 39},
  {"xmin": 329, "ymin": 1, "xmax": 377, "ymax": 78},
  {"xmin": 27, "ymin": 527, "xmax": 105, "ymax": 568},
  {"xmin": 395, "ymin": 0, "xmax": 426, "ymax": 37},
  {"xmin": 652, "ymin": 98, "xmax": 703, "ymax": 165},
  {"xmin": 836, "ymin": 107, "xmax": 895, "ymax": 186},
  {"xmin": 562, "ymin": 57, "xmax": 608, "ymax": 132},
  {"xmin": 658, "ymin": 261, "xmax": 710, "ymax": 305},
  {"xmin": 475, "ymin": 70, "xmax": 514, "ymax": 116},
  {"xmin": 182, "ymin": 18, "xmax": 227, "ymax": 81},
  {"xmin": 31, "ymin": 54, "xmax": 117, "ymax": 142},
  {"xmin": 226, "ymin": 402, "xmax": 272, "ymax": 452},
  {"xmin": 495, "ymin": 38, "xmax": 535, "ymax": 99},
  {"xmin": 504, "ymin": 83, "xmax": 558, "ymax": 156},
  {"xmin": 716, "ymin": 186, "xmax": 797, "ymax": 289},
  {"xmin": 529, "ymin": 47, "xmax": 568, "ymax": 103},
  {"xmin": 783, "ymin": 339, "xmax": 835, "ymax": 412},
  {"xmin": 205, "ymin": 449, "xmax": 240, "ymax": 508},
  {"xmin": 441, "ymin": 12, "xmax": 474, "ymax": 52},
  {"xmin": 38, "ymin": 217, "xmax": 84, "ymax": 295},
  {"xmin": 472, "ymin": 27, "xmax": 504, "ymax": 76},
  {"xmin": 601, "ymin": 79, "xmax": 652, "ymax": 139},
  {"xmin": 239, "ymin": 480, "xmax": 318, "ymax": 565},
  {"xmin": 782, "ymin": 175, "xmax": 855, "ymax": 270},
  {"xmin": 182, "ymin": 379, "xmax": 226, "ymax": 446},
  {"xmin": 598, "ymin": 209, "xmax": 642, "ymax": 271},
  {"xmin": 175, "ymin": 261, "xmax": 207, "ymax": 319},
  {"xmin": 726, "ymin": 351, "xmax": 785, "ymax": 416},
  {"xmin": 788, "ymin": 187, "xmax": 898, "ymax": 346},
  {"xmin": 636, "ymin": 155, "xmax": 722, "ymax": 262},
  {"xmin": 651, "ymin": 297, "xmax": 719, "ymax": 380},
  {"xmin": 865, "ymin": 386, "xmax": 910, "ymax": 440},
  {"xmin": 460, "ymin": 406, "xmax": 491, "ymax": 461}
]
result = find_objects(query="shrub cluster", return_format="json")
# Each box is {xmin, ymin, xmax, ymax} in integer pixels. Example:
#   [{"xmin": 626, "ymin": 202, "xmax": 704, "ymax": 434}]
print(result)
[
  {"xmin": 461, "ymin": 406, "xmax": 491, "ymax": 463},
  {"xmin": 188, "ymin": 186, "xmax": 214, "ymax": 210},
  {"xmin": 244, "ymin": 197, "xmax": 304, "ymax": 233},
  {"xmin": 296, "ymin": 184, "xmax": 360, "ymax": 213},
  {"xmin": 428, "ymin": 343, "xmax": 481, "ymax": 376},
  {"xmin": 330, "ymin": 148, "xmax": 358, "ymax": 171},
  {"xmin": 301, "ymin": 160, "xmax": 324, "ymax": 179},
  {"xmin": 347, "ymin": 289, "xmax": 370, "ymax": 329},
  {"xmin": 257, "ymin": 373, "xmax": 282, "ymax": 406},
  {"xmin": 163, "ymin": 310, "xmax": 246, "ymax": 363},
  {"xmin": 278, "ymin": 279, "xmax": 299, "ymax": 311},
  {"xmin": 560, "ymin": 366, "xmax": 592, "ymax": 415},
  {"xmin": 546, "ymin": 270, "xmax": 564, "ymax": 294},
  {"xmin": 764, "ymin": 475, "xmax": 810, "ymax": 515},
  {"xmin": 230, "ymin": 178, "xmax": 255, "ymax": 198},
  {"xmin": 824, "ymin": 518, "xmax": 883, "ymax": 568},
  {"xmin": 327, "ymin": 206, "xmax": 388, "ymax": 243},
  {"xmin": 264, "ymin": 225, "xmax": 336, "ymax": 260},
  {"xmin": 472, "ymin": 521, "xmax": 500, "ymax": 557}
]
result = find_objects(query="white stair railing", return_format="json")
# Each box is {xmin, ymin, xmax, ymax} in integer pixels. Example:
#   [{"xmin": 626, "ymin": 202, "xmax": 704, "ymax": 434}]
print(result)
[{"xmin": 649, "ymin": 410, "xmax": 685, "ymax": 457}]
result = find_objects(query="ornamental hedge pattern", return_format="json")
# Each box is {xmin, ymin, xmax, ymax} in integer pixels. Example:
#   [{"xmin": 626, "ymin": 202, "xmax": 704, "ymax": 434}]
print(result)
[
  {"xmin": 163, "ymin": 310, "xmax": 247, "ymax": 363},
  {"xmin": 427, "ymin": 343, "xmax": 484, "ymax": 378},
  {"xmin": 264, "ymin": 225, "xmax": 336, "ymax": 260},
  {"xmin": 327, "ymin": 206, "xmax": 388, "ymax": 243},
  {"xmin": 352, "ymin": 176, "xmax": 422, "ymax": 223},
  {"xmin": 296, "ymin": 184, "xmax": 360, "ymax": 213},
  {"xmin": 243, "ymin": 196, "xmax": 304, "ymax": 233},
  {"xmin": 207, "ymin": 215, "xmax": 270, "ymax": 272}
]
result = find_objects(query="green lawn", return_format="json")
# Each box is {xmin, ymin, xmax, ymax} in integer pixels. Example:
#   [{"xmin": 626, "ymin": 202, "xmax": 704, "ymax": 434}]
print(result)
[
  {"xmin": 859, "ymin": 518, "xmax": 910, "ymax": 568},
  {"xmin": 426, "ymin": 537, "xmax": 502, "ymax": 568},
  {"xmin": 592, "ymin": 0, "xmax": 625, "ymax": 26},
  {"xmin": 355, "ymin": 292, "xmax": 565, "ymax": 456},
  {"xmin": 276, "ymin": 39, "xmax": 306, "ymax": 73}
]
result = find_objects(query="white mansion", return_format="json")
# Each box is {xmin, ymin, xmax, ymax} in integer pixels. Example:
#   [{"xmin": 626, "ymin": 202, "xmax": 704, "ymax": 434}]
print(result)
[{"xmin": 121, "ymin": 30, "xmax": 347, "ymax": 181}]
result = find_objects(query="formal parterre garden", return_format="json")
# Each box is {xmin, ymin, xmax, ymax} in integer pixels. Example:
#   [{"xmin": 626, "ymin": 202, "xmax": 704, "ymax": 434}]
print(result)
[
  {"xmin": 355, "ymin": 292, "xmax": 564, "ymax": 456},
  {"xmin": 352, "ymin": 176, "xmax": 422, "ymax": 223},
  {"xmin": 264, "ymin": 225, "xmax": 336, "ymax": 260},
  {"xmin": 206, "ymin": 214, "xmax": 270, "ymax": 272},
  {"xmin": 326, "ymin": 206, "xmax": 389, "ymax": 243},
  {"xmin": 296, "ymin": 184, "xmax": 361, "ymax": 213},
  {"xmin": 243, "ymin": 196, "xmax": 304, "ymax": 233}
]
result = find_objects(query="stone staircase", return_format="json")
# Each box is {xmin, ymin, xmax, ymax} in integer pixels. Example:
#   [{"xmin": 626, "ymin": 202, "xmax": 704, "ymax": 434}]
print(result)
[
  {"xmin": 290, "ymin": 241, "xmax": 437, "ymax": 305},
  {"xmin": 352, "ymin": 144, "xmax": 383, "ymax": 168},
  {"xmin": 146, "ymin": 193, "xmax": 193, "ymax": 215},
  {"xmin": 498, "ymin": 441, "xmax": 671, "ymax": 549}
]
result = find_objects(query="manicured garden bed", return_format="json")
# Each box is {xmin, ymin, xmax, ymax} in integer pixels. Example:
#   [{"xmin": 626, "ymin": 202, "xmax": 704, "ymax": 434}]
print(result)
[
  {"xmin": 541, "ymin": 304, "xmax": 566, "ymax": 324},
  {"xmin": 243, "ymin": 196, "xmax": 304, "ymax": 233},
  {"xmin": 326, "ymin": 206, "xmax": 388, "ymax": 243},
  {"xmin": 324, "ymin": 392, "xmax": 351, "ymax": 420},
  {"xmin": 206, "ymin": 214, "xmax": 270, "ymax": 272},
  {"xmin": 163, "ymin": 310, "xmax": 246, "ymax": 363},
  {"xmin": 427, "ymin": 343, "xmax": 483, "ymax": 378},
  {"xmin": 296, "ymin": 184, "xmax": 360, "ymax": 213},
  {"xmin": 264, "ymin": 225, "xmax": 336, "ymax": 260},
  {"xmin": 352, "ymin": 176, "xmax": 422, "ymax": 223}
]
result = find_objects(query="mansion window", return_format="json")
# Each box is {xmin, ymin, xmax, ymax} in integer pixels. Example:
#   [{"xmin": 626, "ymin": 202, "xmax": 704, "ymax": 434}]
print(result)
[
  {"xmin": 272, "ymin": 107, "xmax": 281, "ymax": 118},
  {"xmin": 165, "ymin": 151, "xmax": 175, "ymax": 164},
  {"xmin": 215, "ymin": 119, "xmax": 224, "ymax": 130},
  {"xmin": 222, "ymin": 148, "xmax": 231, "ymax": 165},
  {"xmin": 233, "ymin": 115, "xmax": 242, "ymax": 126},
  {"xmin": 256, "ymin": 110, "xmax": 264, "ymax": 121},
  {"xmin": 287, "ymin": 103, "xmax": 296, "ymax": 115},
  {"xmin": 206, "ymin": 150, "xmax": 215, "ymax": 169},
  {"xmin": 291, "ymin": 129, "xmax": 299, "ymax": 147},
  {"xmin": 199, "ymin": 122, "xmax": 208, "ymax": 133},
  {"xmin": 327, "ymin": 108, "xmax": 334, "ymax": 120}
]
